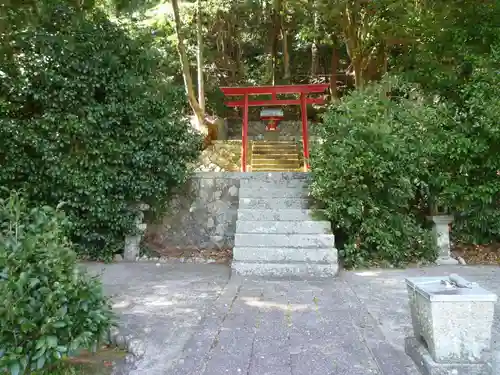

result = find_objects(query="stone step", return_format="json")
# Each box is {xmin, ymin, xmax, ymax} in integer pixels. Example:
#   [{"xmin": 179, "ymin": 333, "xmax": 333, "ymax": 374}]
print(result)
[
  {"xmin": 236, "ymin": 220, "xmax": 331, "ymax": 234},
  {"xmin": 232, "ymin": 261, "xmax": 339, "ymax": 278},
  {"xmin": 251, "ymin": 166, "xmax": 300, "ymax": 172},
  {"xmin": 239, "ymin": 172, "xmax": 309, "ymax": 181},
  {"xmin": 237, "ymin": 209, "xmax": 322, "ymax": 221},
  {"xmin": 252, "ymin": 143, "xmax": 296, "ymax": 147},
  {"xmin": 239, "ymin": 173, "xmax": 310, "ymax": 188},
  {"xmin": 251, "ymin": 164, "xmax": 300, "ymax": 170},
  {"xmin": 238, "ymin": 187, "xmax": 308, "ymax": 198},
  {"xmin": 252, "ymin": 145, "xmax": 297, "ymax": 150},
  {"xmin": 252, "ymin": 141, "xmax": 297, "ymax": 144},
  {"xmin": 252, "ymin": 158, "xmax": 299, "ymax": 164},
  {"xmin": 253, "ymin": 142, "xmax": 296, "ymax": 146},
  {"xmin": 239, "ymin": 197, "xmax": 310, "ymax": 209},
  {"xmin": 252, "ymin": 169, "xmax": 300, "ymax": 173},
  {"xmin": 252, "ymin": 152, "xmax": 300, "ymax": 160},
  {"xmin": 240, "ymin": 180, "xmax": 309, "ymax": 189},
  {"xmin": 233, "ymin": 247, "xmax": 337, "ymax": 263},
  {"xmin": 252, "ymin": 146, "xmax": 297, "ymax": 151},
  {"xmin": 252, "ymin": 156, "xmax": 298, "ymax": 162},
  {"xmin": 251, "ymin": 153, "xmax": 299, "ymax": 160},
  {"xmin": 234, "ymin": 233, "xmax": 335, "ymax": 248},
  {"xmin": 251, "ymin": 164, "xmax": 299, "ymax": 170}
]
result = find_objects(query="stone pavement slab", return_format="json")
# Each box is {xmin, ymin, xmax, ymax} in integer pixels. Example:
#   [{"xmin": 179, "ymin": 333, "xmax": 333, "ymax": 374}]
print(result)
[
  {"xmin": 84, "ymin": 262, "xmax": 231, "ymax": 375},
  {"xmin": 87, "ymin": 262, "xmax": 500, "ymax": 375}
]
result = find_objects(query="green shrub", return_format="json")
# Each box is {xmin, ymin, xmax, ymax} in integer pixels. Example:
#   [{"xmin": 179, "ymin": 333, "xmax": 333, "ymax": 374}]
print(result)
[
  {"xmin": 0, "ymin": 191, "xmax": 114, "ymax": 375},
  {"xmin": 435, "ymin": 47, "xmax": 500, "ymax": 243},
  {"xmin": 310, "ymin": 79, "xmax": 440, "ymax": 268},
  {"xmin": 0, "ymin": 3, "xmax": 202, "ymax": 259}
]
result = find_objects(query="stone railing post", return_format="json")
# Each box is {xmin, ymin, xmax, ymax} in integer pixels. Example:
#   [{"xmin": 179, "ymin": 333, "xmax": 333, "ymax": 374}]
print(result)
[
  {"xmin": 427, "ymin": 215, "xmax": 458, "ymax": 265},
  {"xmin": 123, "ymin": 203, "xmax": 150, "ymax": 261}
]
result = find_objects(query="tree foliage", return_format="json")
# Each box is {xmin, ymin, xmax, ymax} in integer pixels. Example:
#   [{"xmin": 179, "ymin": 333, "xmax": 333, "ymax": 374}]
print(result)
[
  {"xmin": 0, "ymin": 1, "xmax": 202, "ymax": 259},
  {"xmin": 433, "ymin": 47, "xmax": 500, "ymax": 243}
]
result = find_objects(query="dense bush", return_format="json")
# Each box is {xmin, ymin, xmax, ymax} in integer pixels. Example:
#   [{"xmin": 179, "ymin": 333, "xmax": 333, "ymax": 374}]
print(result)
[
  {"xmin": 0, "ymin": 3, "xmax": 203, "ymax": 259},
  {"xmin": 0, "ymin": 191, "xmax": 114, "ymax": 375},
  {"xmin": 434, "ymin": 47, "xmax": 500, "ymax": 244},
  {"xmin": 311, "ymin": 64, "xmax": 500, "ymax": 266},
  {"xmin": 310, "ymin": 79, "xmax": 442, "ymax": 268}
]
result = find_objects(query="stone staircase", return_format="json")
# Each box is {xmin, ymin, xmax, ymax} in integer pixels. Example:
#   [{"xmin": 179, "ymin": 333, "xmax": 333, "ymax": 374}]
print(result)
[
  {"xmin": 232, "ymin": 172, "xmax": 338, "ymax": 278},
  {"xmin": 251, "ymin": 141, "xmax": 301, "ymax": 172}
]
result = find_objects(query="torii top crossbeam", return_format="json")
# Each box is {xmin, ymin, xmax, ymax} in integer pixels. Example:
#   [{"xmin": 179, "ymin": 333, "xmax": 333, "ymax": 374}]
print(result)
[{"xmin": 220, "ymin": 83, "xmax": 329, "ymax": 171}]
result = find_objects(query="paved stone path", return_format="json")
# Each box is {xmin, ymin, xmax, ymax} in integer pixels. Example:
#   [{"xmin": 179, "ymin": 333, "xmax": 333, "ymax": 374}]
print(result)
[{"xmin": 86, "ymin": 263, "xmax": 500, "ymax": 375}]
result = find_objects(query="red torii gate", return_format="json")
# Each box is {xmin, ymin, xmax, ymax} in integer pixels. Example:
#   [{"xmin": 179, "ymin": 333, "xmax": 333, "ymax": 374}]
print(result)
[{"xmin": 220, "ymin": 84, "xmax": 329, "ymax": 172}]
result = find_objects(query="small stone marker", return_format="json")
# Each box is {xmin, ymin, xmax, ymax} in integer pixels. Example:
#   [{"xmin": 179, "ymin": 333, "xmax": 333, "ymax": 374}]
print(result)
[{"xmin": 405, "ymin": 274, "xmax": 498, "ymax": 375}]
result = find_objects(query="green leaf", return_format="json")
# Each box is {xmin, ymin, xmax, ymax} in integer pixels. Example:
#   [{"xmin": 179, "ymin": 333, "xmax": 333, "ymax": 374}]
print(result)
[
  {"xmin": 46, "ymin": 336, "xmax": 58, "ymax": 348},
  {"xmin": 36, "ymin": 355, "xmax": 46, "ymax": 370},
  {"xmin": 53, "ymin": 321, "xmax": 66, "ymax": 328},
  {"xmin": 35, "ymin": 339, "xmax": 45, "ymax": 350},
  {"xmin": 9, "ymin": 363, "xmax": 20, "ymax": 375}
]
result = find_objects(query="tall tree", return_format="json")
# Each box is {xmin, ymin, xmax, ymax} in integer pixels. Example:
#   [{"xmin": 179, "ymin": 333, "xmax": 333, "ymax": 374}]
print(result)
[
  {"xmin": 171, "ymin": 0, "xmax": 205, "ymax": 128},
  {"xmin": 310, "ymin": 0, "xmax": 319, "ymax": 77},
  {"xmin": 196, "ymin": 0, "xmax": 205, "ymax": 112},
  {"xmin": 281, "ymin": 1, "xmax": 290, "ymax": 81}
]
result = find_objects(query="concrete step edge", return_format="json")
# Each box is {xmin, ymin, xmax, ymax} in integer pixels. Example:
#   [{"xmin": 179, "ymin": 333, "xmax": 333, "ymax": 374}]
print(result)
[
  {"xmin": 231, "ymin": 261, "xmax": 339, "ymax": 278},
  {"xmin": 236, "ymin": 212, "xmax": 327, "ymax": 222},
  {"xmin": 251, "ymin": 170, "xmax": 302, "ymax": 172},
  {"xmin": 234, "ymin": 233, "xmax": 335, "ymax": 248},
  {"xmin": 232, "ymin": 260, "xmax": 335, "ymax": 265},
  {"xmin": 250, "ymin": 164, "xmax": 300, "ymax": 166},
  {"xmin": 236, "ymin": 221, "xmax": 331, "ymax": 232},
  {"xmin": 252, "ymin": 159, "xmax": 299, "ymax": 163},
  {"xmin": 251, "ymin": 164, "xmax": 300, "ymax": 168}
]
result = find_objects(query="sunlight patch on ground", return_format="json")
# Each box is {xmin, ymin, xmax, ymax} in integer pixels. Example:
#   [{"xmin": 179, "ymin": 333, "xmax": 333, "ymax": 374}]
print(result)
[
  {"xmin": 113, "ymin": 300, "xmax": 133, "ymax": 309},
  {"xmin": 242, "ymin": 297, "xmax": 310, "ymax": 311},
  {"xmin": 354, "ymin": 271, "xmax": 381, "ymax": 277}
]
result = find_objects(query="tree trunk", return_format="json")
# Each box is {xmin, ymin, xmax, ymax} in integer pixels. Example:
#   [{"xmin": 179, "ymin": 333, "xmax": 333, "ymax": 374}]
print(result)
[
  {"xmin": 271, "ymin": 0, "xmax": 281, "ymax": 85},
  {"xmin": 330, "ymin": 37, "xmax": 339, "ymax": 101},
  {"xmin": 171, "ymin": 0, "xmax": 204, "ymax": 128},
  {"xmin": 311, "ymin": 42, "xmax": 319, "ymax": 78},
  {"xmin": 196, "ymin": 0, "xmax": 205, "ymax": 112},
  {"xmin": 352, "ymin": 55, "xmax": 364, "ymax": 89},
  {"xmin": 343, "ymin": 3, "xmax": 364, "ymax": 89},
  {"xmin": 282, "ymin": 17, "xmax": 290, "ymax": 80},
  {"xmin": 310, "ymin": 0, "xmax": 319, "ymax": 78}
]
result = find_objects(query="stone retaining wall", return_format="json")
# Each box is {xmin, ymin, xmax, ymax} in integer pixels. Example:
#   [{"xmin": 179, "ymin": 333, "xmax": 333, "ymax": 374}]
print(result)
[{"xmin": 145, "ymin": 173, "xmax": 244, "ymax": 253}]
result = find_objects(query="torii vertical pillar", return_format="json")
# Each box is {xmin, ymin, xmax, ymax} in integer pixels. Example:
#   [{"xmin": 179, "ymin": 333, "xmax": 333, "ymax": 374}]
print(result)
[
  {"xmin": 300, "ymin": 93, "xmax": 310, "ymax": 171},
  {"xmin": 241, "ymin": 93, "xmax": 249, "ymax": 172}
]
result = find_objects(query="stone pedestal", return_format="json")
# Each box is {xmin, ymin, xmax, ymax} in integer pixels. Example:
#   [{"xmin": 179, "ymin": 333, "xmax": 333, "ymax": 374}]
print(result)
[
  {"xmin": 428, "ymin": 215, "xmax": 459, "ymax": 265},
  {"xmin": 405, "ymin": 275, "xmax": 497, "ymax": 375},
  {"xmin": 405, "ymin": 337, "xmax": 492, "ymax": 375},
  {"xmin": 264, "ymin": 129, "xmax": 280, "ymax": 141},
  {"xmin": 123, "ymin": 204, "xmax": 149, "ymax": 261},
  {"xmin": 124, "ymin": 235, "xmax": 141, "ymax": 261}
]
